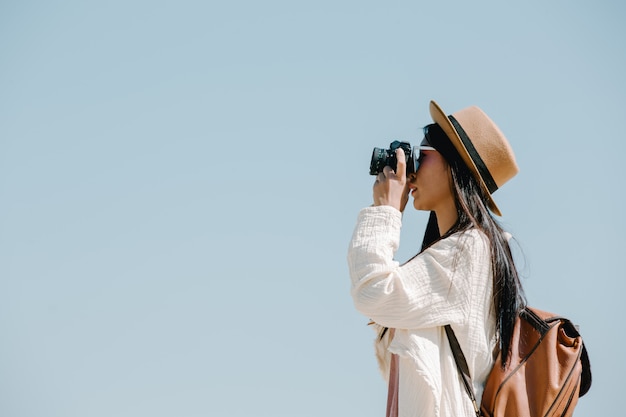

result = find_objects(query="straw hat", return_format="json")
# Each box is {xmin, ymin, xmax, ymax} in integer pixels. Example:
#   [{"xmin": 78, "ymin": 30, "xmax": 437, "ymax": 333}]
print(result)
[{"xmin": 429, "ymin": 100, "xmax": 519, "ymax": 216}]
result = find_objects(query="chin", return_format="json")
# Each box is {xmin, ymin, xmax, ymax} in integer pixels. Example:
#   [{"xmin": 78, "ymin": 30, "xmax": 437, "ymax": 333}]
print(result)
[{"xmin": 412, "ymin": 199, "xmax": 432, "ymax": 212}]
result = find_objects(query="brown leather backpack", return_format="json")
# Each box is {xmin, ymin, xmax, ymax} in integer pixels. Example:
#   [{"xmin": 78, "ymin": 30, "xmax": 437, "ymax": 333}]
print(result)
[{"xmin": 446, "ymin": 306, "xmax": 592, "ymax": 417}]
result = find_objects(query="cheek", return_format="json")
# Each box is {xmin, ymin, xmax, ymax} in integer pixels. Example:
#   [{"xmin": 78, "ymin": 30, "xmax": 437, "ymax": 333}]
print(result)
[
  {"xmin": 417, "ymin": 163, "xmax": 453, "ymax": 198},
  {"xmin": 435, "ymin": 166, "xmax": 453, "ymax": 193},
  {"xmin": 416, "ymin": 160, "xmax": 447, "ymax": 185},
  {"xmin": 439, "ymin": 166, "xmax": 453, "ymax": 188}
]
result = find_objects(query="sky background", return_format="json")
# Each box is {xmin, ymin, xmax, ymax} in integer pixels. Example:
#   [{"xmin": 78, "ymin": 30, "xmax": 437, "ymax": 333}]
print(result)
[{"xmin": 1, "ymin": 1, "xmax": 624, "ymax": 416}]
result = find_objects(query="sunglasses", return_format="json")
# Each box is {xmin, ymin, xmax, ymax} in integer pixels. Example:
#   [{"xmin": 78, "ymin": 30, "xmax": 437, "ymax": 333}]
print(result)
[
  {"xmin": 409, "ymin": 137, "xmax": 437, "ymax": 174},
  {"xmin": 419, "ymin": 135, "xmax": 437, "ymax": 151}
]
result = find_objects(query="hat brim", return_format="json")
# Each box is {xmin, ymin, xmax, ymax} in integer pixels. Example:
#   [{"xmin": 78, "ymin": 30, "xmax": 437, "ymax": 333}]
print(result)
[{"xmin": 429, "ymin": 100, "xmax": 502, "ymax": 216}]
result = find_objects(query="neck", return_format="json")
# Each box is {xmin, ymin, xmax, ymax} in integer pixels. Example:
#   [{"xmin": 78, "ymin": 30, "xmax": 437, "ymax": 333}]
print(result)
[{"xmin": 435, "ymin": 201, "xmax": 459, "ymax": 236}]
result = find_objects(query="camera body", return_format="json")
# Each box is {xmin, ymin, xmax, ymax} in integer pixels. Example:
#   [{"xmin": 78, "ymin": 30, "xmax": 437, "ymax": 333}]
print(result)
[{"xmin": 369, "ymin": 140, "xmax": 418, "ymax": 175}]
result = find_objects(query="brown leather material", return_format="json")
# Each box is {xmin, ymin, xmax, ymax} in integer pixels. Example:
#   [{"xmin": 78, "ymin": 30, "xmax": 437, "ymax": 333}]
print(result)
[
  {"xmin": 386, "ymin": 329, "xmax": 399, "ymax": 417},
  {"xmin": 386, "ymin": 353, "xmax": 400, "ymax": 417},
  {"xmin": 445, "ymin": 324, "xmax": 480, "ymax": 416},
  {"xmin": 480, "ymin": 307, "xmax": 592, "ymax": 417}
]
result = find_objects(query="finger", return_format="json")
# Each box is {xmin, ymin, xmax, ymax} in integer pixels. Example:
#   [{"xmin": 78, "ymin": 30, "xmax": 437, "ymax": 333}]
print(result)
[
  {"xmin": 400, "ymin": 188, "xmax": 410, "ymax": 212},
  {"xmin": 383, "ymin": 165, "xmax": 395, "ymax": 178},
  {"xmin": 376, "ymin": 172, "xmax": 385, "ymax": 182},
  {"xmin": 395, "ymin": 148, "xmax": 406, "ymax": 178}
]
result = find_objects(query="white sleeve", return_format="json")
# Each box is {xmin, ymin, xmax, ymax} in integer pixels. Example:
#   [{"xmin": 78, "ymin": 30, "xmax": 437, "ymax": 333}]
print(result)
[{"xmin": 347, "ymin": 206, "xmax": 490, "ymax": 329}]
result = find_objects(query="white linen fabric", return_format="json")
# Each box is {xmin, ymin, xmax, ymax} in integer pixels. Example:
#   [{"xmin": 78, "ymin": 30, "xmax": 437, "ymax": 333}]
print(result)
[{"xmin": 347, "ymin": 206, "xmax": 498, "ymax": 417}]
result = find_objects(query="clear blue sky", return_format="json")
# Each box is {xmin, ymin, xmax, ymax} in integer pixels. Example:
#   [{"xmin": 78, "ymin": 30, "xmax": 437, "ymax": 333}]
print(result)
[{"xmin": 1, "ymin": 1, "xmax": 623, "ymax": 416}]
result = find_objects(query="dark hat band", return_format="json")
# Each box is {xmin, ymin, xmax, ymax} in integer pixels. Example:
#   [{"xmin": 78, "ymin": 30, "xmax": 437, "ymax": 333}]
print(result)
[{"xmin": 448, "ymin": 115, "xmax": 499, "ymax": 194}]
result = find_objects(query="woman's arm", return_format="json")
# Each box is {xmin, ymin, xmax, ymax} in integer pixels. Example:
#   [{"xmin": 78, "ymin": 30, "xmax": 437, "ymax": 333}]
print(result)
[{"xmin": 347, "ymin": 207, "xmax": 487, "ymax": 329}]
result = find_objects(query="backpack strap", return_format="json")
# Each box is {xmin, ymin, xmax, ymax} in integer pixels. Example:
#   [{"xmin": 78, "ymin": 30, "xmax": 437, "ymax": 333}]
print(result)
[{"xmin": 444, "ymin": 325, "xmax": 481, "ymax": 417}]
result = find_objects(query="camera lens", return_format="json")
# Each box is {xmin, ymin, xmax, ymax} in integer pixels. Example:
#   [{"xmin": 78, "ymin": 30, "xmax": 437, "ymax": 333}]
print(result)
[{"xmin": 369, "ymin": 148, "xmax": 388, "ymax": 175}]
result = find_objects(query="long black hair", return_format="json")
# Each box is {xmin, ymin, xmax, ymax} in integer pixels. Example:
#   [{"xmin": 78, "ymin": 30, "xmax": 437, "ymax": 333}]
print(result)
[{"xmin": 421, "ymin": 123, "xmax": 526, "ymax": 367}]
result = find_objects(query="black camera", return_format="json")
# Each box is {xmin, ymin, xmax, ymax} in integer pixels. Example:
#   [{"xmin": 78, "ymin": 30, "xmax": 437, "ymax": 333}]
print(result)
[{"xmin": 369, "ymin": 140, "xmax": 419, "ymax": 175}]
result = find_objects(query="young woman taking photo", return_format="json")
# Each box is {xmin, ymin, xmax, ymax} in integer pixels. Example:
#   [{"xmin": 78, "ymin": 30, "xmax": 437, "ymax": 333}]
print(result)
[{"xmin": 347, "ymin": 100, "xmax": 525, "ymax": 417}]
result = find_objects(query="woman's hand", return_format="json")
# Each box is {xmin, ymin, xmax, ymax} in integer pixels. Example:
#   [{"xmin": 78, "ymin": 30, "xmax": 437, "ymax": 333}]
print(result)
[{"xmin": 373, "ymin": 148, "xmax": 411, "ymax": 212}]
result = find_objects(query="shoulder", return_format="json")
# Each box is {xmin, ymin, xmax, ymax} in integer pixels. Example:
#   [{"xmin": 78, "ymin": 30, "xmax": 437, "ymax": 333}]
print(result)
[
  {"xmin": 413, "ymin": 229, "xmax": 492, "ymax": 281},
  {"xmin": 403, "ymin": 229, "xmax": 489, "ymax": 277},
  {"xmin": 426, "ymin": 228, "xmax": 490, "ymax": 257}
]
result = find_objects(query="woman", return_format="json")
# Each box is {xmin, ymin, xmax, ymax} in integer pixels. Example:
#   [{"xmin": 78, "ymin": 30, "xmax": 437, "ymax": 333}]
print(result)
[{"xmin": 347, "ymin": 100, "xmax": 525, "ymax": 417}]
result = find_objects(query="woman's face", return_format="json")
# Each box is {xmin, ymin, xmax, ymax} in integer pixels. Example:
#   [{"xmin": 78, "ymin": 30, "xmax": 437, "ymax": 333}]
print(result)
[{"xmin": 407, "ymin": 150, "xmax": 454, "ymax": 211}]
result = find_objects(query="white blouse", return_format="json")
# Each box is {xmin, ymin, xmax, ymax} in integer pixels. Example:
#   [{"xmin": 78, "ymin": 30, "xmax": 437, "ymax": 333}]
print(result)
[{"xmin": 347, "ymin": 206, "xmax": 498, "ymax": 417}]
